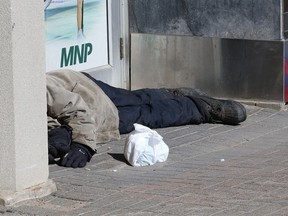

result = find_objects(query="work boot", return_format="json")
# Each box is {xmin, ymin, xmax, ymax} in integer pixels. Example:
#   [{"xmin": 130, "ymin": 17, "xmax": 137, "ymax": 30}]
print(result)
[
  {"xmin": 169, "ymin": 87, "xmax": 247, "ymax": 125},
  {"xmin": 198, "ymin": 96, "xmax": 247, "ymax": 125}
]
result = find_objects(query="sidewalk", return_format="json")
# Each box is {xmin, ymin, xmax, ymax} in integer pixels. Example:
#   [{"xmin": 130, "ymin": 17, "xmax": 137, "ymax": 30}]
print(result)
[{"xmin": 1, "ymin": 104, "xmax": 288, "ymax": 216}]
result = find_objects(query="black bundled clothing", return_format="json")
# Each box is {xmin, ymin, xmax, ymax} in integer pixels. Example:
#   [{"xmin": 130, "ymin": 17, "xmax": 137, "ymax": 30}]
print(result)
[{"xmin": 82, "ymin": 73, "xmax": 205, "ymax": 134}]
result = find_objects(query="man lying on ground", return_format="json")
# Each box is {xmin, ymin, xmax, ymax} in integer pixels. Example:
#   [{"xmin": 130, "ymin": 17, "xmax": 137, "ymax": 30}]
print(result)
[{"xmin": 47, "ymin": 69, "xmax": 247, "ymax": 168}]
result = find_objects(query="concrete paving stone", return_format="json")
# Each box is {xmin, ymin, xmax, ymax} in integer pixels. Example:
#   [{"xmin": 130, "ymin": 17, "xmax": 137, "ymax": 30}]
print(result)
[
  {"xmin": 243, "ymin": 116, "xmax": 270, "ymax": 126},
  {"xmin": 270, "ymin": 146, "xmax": 288, "ymax": 155},
  {"xmin": 123, "ymin": 183, "xmax": 174, "ymax": 194},
  {"xmin": 114, "ymin": 173, "xmax": 191, "ymax": 187},
  {"xmin": 198, "ymin": 135, "xmax": 247, "ymax": 148},
  {"xmin": 239, "ymin": 202, "xmax": 288, "ymax": 216},
  {"xmin": 93, "ymin": 175, "xmax": 141, "ymax": 187},
  {"xmin": 204, "ymin": 177, "xmax": 263, "ymax": 191},
  {"xmin": 72, "ymin": 206, "xmax": 120, "ymax": 216},
  {"xmin": 174, "ymin": 193, "xmax": 212, "ymax": 204},
  {"xmin": 195, "ymin": 147, "xmax": 255, "ymax": 162},
  {"xmin": 167, "ymin": 135, "xmax": 208, "ymax": 149},
  {"xmin": 251, "ymin": 133, "xmax": 285, "ymax": 145},
  {"xmin": 122, "ymin": 194, "xmax": 173, "ymax": 212},
  {"xmin": 88, "ymin": 161, "xmax": 128, "ymax": 172},
  {"xmin": 112, "ymin": 174, "xmax": 166, "ymax": 186},
  {"xmin": 206, "ymin": 124, "xmax": 241, "ymax": 133},
  {"xmin": 167, "ymin": 151, "xmax": 201, "ymax": 161},
  {"xmin": 189, "ymin": 140, "xmax": 233, "ymax": 152},
  {"xmin": 235, "ymin": 151, "xmax": 284, "ymax": 165},
  {"xmin": 269, "ymin": 174, "xmax": 288, "ymax": 184},
  {"xmin": 181, "ymin": 154, "xmax": 228, "ymax": 166},
  {"xmin": 124, "ymin": 179, "xmax": 185, "ymax": 193},
  {"xmin": 183, "ymin": 206, "xmax": 223, "ymax": 216},
  {"xmin": 189, "ymin": 197, "xmax": 248, "ymax": 211},
  {"xmin": 200, "ymin": 188, "xmax": 267, "ymax": 205},
  {"xmin": 229, "ymin": 127, "xmax": 269, "ymax": 141},
  {"xmin": 266, "ymin": 206, "xmax": 288, "ymax": 216},
  {"xmin": 204, "ymin": 162, "xmax": 258, "ymax": 175},
  {"xmin": 244, "ymin": 121, "xmax": 279, "ymax": 132},
  {"xmin": 228, "ymin": 201, "xmax": 281, "ymax": 213},
  {"xmin": 232, "ymin": 183, "xmax": 286, "ymax": 200},
  {"xmin": 52, "ymin": 176, "xmax": 94, "ymax": 186},
  {"xmin": 260, "ymin": 156, "xmax": 288, "ymax": 167},
  {"xmin": 83, "ymin": 169, "xmax": 133, "ymax": 183},
  {"xmin": 160, "ymin": 130, "xmax": 203, "ymax": 144},
  {"xmin": 196, "ymin": 169, "xmax": 243, "ymax": 182},
  {"xmin": 125, "ymin": 164, "xmax": 182, "ymax": 175},
  {"xmin": 83, "ymin": 181, "xmax": 129, "ymax": 191},
  {"xmin": 165, "ymin": 125, "xmax": 217, "ymax": 139},
  {"xmin": 0, "ymin": 208, "xmax": 32, "ymax": 216},
  {"xmin": 223, "ymin": 128, "xmax": 274, "ymax": 144},
  {"xmin": 158, "ymin": 161, "xmax": 204, "ymax": 172},
  {"xmin": 144, "ymin": 202, "xmax": 196, "ymax": 215},
  {"xmin": 251, "ymin": 197, "xmax": 288, "ymax": 209},
  {"xmin": 180, "ymin": 175, "xmax": 232, "ymax": 186},
  {"xmin": 135, "ymin": 187, "xmax": 184, "ymax": 198},
  {"xmin": 171, "ymin": 182, "xmax": 213, "ymax": 194},
  {"xmin": 49, "ymin": 166, "xmax": 79, "ymax": 177},
  {"xmin": 3, "ymin": 105, "xmax": 288, "ymax": 216},
  {"xmin": 210, "ymin": 200, "xmax": 280, "ymax": 216},
  {"xmin": 157, "ymin": 125, "xmax": 191, "ymax": 134},
  {"xmin": 238, "ymin": 166, "xmax": 288, "ymax": 180},
  {"xmin": 195, "ymin": 169, "xmax": 234, "ymax": 180},
  {"xmin": 70, "ymin": 185, "xmax": 119, "ymax": 198},
  {"xmin": 246, "ymin": 107, "xmax": 278, "ymax": 119},
  {"xmin": 13, "ymin": 197, "xmax": 89, "ymax": 216},
  {"xmin": 172, "ymin": 178, "xmax": 225, "ymax": 191},
  {"xmin": 169, "ymin": 144, "xmax": 208, "ymax": 156},
  {"xmin": 105, "ymin": 210, "xmax": 156, "ymax": 216},
  {"xmin": 162, "ymin": 126, "xmax": 200, "ymax": 139},
  {"xmin": 72, "ymin": 194, "xmax": 168, "ymax": 215},
  {"xmin": 97, "ymin": 170, "xmax": 176, "ymax": 185},
  {"xmin": 187, "ymin": 126, "xmax": 232, "ymax": 140},
  {"xmin": 53, "ymin": 189, "xmax": 104, "ymax": 202},
  {"xmin": 207, "ymin": 187, "xmax": 271, "ymax": 203},
  {"xmin": 258, "ymin": 177, "xmax": 288, "ymax": 189},
  {"xmin": 89, "ymin": 153, "xmax": 115, "ymax": 164},
  {"xmin": 169, "ymin": 144, "xmax": 222, "ymax": 159},
  {"xmin": 256, "ymin": 115, "xmax": 288, "ymax": 126},
  {"xmin": 204, "ymin": 207, "xmax": 246, "ymax": 216},
  {"xmin": 72, "ymin": 192, "xmax": 136, "ymax": 211},
  {"xmin": 231, "ymin": 155, "xmax": 282, "ymax": 168},
  {"xmin": 95, "ymin": 197, "xmax": 141, "ymax": 211},
  {"xmin": 52, "ymin": 182, "xmax": 78, "ymax": 195}
]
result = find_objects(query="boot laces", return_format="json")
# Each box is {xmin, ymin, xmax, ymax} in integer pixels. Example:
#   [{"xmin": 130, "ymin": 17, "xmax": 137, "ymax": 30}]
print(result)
[{"xmin": 210, "ymin": 104, "xmax": 223, "ymax": 122}]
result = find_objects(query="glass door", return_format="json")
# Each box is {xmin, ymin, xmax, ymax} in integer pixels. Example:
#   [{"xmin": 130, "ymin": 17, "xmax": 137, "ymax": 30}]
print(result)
[{"xmin": 44, "ymin": 0, "xmax": 128, "ymax": 87}]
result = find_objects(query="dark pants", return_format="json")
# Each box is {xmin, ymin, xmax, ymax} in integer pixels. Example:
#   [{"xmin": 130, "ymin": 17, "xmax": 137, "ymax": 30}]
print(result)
[{"xmin": 83, "ymin": 73, "xmax": 204, "ymax": 134}]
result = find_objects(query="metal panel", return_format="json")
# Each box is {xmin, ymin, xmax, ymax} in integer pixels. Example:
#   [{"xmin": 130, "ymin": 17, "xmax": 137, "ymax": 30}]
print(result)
[
  {"xmin": 131, "ymin": 33, "xmax": 284, "ymax": 102},
  {"xmin": 128, "ymin": 0, "xmax": 282, "ymax": 40}
]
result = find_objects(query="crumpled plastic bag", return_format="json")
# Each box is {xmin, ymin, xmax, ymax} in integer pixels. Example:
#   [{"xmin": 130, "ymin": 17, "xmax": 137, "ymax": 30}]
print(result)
[{"xmin": 124, "ymin": 123, "xmax": 169, "ymax": 167}]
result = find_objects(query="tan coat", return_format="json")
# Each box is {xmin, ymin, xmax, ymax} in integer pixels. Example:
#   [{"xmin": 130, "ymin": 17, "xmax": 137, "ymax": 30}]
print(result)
[{"xmin": 46, "ymin": 69, "xmax": 120, "ymax": 152}]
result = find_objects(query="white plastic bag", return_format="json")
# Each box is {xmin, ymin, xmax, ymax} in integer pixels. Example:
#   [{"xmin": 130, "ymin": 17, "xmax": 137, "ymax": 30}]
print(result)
[{"xmin": 124, "ymin": 123, "xmax": 169, "ymax": 167}]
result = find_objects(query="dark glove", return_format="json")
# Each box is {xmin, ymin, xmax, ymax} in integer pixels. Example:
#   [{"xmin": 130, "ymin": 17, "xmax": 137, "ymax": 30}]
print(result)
[
  {"xmin": 61, "ymin": 143, "xmax": 93, "ymax": 168},
  {"xmin": 48, "ymin": 126, "xmax": 72, "ymax": 163}
]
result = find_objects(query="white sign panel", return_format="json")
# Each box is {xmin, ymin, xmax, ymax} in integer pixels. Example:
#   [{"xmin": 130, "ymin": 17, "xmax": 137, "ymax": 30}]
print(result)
[{"xmin": 45, "ymin": 0, "xmax": 108, "ymax": 71}]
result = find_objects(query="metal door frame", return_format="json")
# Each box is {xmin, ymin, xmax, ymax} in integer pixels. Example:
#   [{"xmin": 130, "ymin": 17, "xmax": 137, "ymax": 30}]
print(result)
[{"xmin": 83, "ymin": 0, "xmax": 129, "ymax": 88}]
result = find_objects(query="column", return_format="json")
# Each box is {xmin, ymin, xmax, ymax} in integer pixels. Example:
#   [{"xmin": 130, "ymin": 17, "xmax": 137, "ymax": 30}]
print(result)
[{"xmin": 0, "ymin": 0, "xmax": 56, "ymax": 206}]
